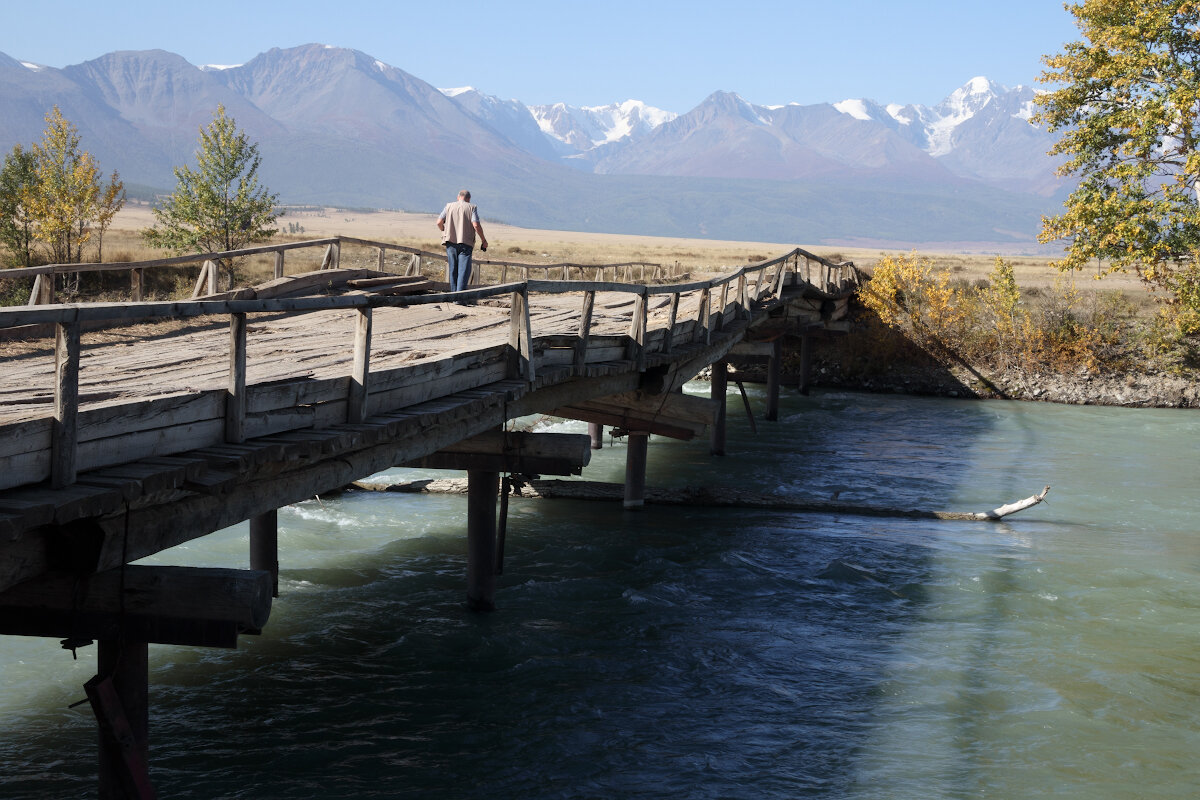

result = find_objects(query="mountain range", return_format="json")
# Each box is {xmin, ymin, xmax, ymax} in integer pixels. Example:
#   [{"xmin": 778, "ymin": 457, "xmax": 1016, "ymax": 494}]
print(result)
[{"xmin": 0, "ymin": 44, "xmax": 1066, "ymax": 249}]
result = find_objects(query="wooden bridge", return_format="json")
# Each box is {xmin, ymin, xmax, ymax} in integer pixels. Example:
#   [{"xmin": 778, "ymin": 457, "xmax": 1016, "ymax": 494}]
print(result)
[{"xmin": 0, "ymin": 235, "xmax": 858, "ymax": 797}]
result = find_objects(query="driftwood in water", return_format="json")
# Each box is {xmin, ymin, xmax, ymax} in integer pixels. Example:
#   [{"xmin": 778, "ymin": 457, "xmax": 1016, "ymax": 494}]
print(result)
[{"xmin": 352, "ymin": 479, "xmax": 1051, "ymax": 522}]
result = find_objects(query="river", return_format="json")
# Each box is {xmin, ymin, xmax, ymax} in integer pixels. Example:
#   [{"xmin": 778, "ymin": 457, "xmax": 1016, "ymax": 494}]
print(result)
[{"xmin": 1, "ymin": 386, "xmax": 1197, "ymax": 798}]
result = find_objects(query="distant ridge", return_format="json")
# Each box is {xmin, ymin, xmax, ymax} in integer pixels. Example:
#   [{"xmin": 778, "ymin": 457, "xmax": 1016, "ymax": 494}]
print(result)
[{"xmin": 0, "ymin": 45, "xmax": 1064, "ymax": 249}]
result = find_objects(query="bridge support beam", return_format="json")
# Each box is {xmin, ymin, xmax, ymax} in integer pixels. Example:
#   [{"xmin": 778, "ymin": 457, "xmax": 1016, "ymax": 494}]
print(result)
[
  {"xmin": 588, "ymin": 423, "xmax": 604, "ymax": 450},
  {"xmin": 766, "ymin": 338, "xmax": 783, "ymax": 422},
  {"xmin": 798, "ymin": 333, "xmax": 813, "ymax": 396},
  {"xmin": 466, "ymin": 469, "xmax": 499, "ymax": 612},
  {"xmin": 250, "ymin": 510, "xmax": 279, "ymax": 598},
  {"xmin": 710, "ymin": 360, "xmax": 728, "ymax": 456},
  {"xmin": 623, "ymin": 432, "xmax": 649, "ymax": 510},
  {"xmin": 94, "ymin": 638, "xmax": 152, "ymax": 799}
]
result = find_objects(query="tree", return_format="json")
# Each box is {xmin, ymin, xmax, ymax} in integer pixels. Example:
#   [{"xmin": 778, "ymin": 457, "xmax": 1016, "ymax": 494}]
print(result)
[
  {"xmin": 93, "ymin": 170, "xmax": 126, "ymax": 263},
  {"xmin": 27, "ymin": 107, "xmax": 100, "ymax": 265},
  {"xmin": 0, "ymin": 144, "xmax": 38, "ymax": 268},
  {"xmin": 143, "ymin": 105, "xmax": 279, "ymax": 286},
  {"xmin": 1034, "ymin": 0, "xmax": 1200, "ymax": 314}
]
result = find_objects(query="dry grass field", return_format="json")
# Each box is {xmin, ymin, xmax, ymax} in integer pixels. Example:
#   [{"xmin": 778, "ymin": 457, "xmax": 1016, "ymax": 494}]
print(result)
[{"xmin": 103, "ymin": 202, "xmax": 1143, "ymax": 296}]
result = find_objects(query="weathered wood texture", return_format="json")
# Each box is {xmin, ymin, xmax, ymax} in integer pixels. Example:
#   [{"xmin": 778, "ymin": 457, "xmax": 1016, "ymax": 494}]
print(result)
[{"xmin": 0, "ymin": 243, "xmax": 858, "ymax": 593}]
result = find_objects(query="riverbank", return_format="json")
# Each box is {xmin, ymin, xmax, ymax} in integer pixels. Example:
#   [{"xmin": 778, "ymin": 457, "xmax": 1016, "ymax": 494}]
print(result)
[{"xmin": 728, "ymin": 337, "xmax": 1200, "ymax": 409}]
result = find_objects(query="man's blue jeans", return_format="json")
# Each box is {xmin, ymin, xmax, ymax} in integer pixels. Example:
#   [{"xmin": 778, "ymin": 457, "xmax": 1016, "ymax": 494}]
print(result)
[{"xmin": 445, "ymin": 243, "xmax": 473, "ymax": 292}]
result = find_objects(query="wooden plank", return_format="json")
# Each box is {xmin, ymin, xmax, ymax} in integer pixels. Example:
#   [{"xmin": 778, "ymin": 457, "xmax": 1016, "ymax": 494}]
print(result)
[{"xmin": 0, "ymin": 566, "xmax": 273, "ymax": 648}]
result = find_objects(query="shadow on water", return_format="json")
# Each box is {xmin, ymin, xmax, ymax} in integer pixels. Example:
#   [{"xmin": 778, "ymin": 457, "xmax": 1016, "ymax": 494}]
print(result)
[{"xmin": 0, "ymin": 386, "xmax": 1075, "ymax": 799}]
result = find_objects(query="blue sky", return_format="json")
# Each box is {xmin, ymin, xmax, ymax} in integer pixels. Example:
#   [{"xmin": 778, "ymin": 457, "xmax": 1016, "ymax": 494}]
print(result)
[{"xmin": 1, "ymin": 0, "xmax": 1081, "ymax": 112}]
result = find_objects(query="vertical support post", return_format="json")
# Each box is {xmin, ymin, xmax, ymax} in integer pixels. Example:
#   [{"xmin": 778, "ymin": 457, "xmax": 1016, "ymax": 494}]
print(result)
[
  {"xmin": 715, "ymin": 281, "xmax": 730, "ymax": 332},
  {"xmin": 226, "ymin": 313, "xmax": 247, "ymax": 444},
  {"xmin": 766, "ymin": 337, "xmax": 782, "ymax": 422},
  {"xmin": 798, "ymin": 333, "xmax": 813, "ymax": 396},
  {"xmin": 130, "ymin": 268, "xmax": 144, "ymax": 302},
  {"xmin": 274, "ymin": 251, "xmax": 285, "ymax": 280},
  {"xmin": 753, "ymin": 266, "xmax": 767, "ymax": 301},
  {"xmin": 466, "ymin": 469, "xmax": 499, "ymax": 612},
  {"xmin": 52, "ymin": 320, "xmax": 80, "ymax": 488},
  {"xmin": 94, "ymin": 638, "xmax": 151, "ymax": 800},
  {"xmin": 737, "ymin": 273, "xmax": 749, "ymax": 318},
  {"xmin": 207, "ymin": 260, "xmax": 219, "ymax": 296},
  {"xmin": 333, "ymin": 241, "xmax": 342, "ymax": 270},
  {"xmin": 250, "ymin": 510, "xmax": 280, "ymax": 598},
  {"xmin": 694, "ymin": 287, "xmax": 711, "ymax": 343},
  {"xmin": 623, "ymin": 432, "xmax": 649, "ymax": 510},
  {"xmin": 588, "ymin": 422, "xmax": 604, "ymax": 450},
  {"xmin": 348, "ymin": 306, "xmax": 372, "ymax": 423},
  {"xmin": 320, "ymin": 245, "xmax": 334, "ymax": 270},
  {"xmin": 377, "ymin": 247, "xmax": 386, "ymax": 271},
  {"xmin": 626, "ymin": 288, "xmax": 647, "ymax": 371},
  {"xmin": 710, "ymin": 359, "xmax": 728, "ymax": 456},
  {"xmin": 573, "ymin": 290, "xmax": 595, "ymax": 374},
  {"xmin": 29, "ymin": 272, "xmax": 55, "ymax": 305},
  {"xmin": 508, "ymin": 289, "xmax": 535, "ymax": 382},
  {"xmin": 661, "ymin": 292, "xmax": 680, "ymax": 354}
]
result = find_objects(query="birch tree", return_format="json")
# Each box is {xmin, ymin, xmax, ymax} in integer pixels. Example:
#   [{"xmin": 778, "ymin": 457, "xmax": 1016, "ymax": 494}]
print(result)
[{"xmin": 1034, "ymin": 0, "xmax": 1200, "ymax": 318}]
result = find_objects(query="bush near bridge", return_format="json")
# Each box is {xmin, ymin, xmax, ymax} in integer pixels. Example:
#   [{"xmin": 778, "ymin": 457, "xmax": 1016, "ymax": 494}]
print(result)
[{"xmin": 851, "ymin": 252, "xmax": 1198, "ymax": 378}]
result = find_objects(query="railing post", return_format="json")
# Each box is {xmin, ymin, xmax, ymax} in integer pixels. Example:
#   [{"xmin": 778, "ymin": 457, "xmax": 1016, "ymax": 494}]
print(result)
[
  {"xmin": 377, "ymin": 247, "xmax": 386, "ymax": 272},
  {"xmin": 573, "ymin": 290, "xmax": 595, "ymax": 374},
  {"xmin": 348, "ymin": 306, "xmax": 372, "ymax": 423},
  {"xmin": 660, "ymin": 292, "xmax": 680, "ymax": 354},
  {"xmin": 508, "ymin": 288, "xmax": 535, "ymax": 382},
  {"xmin": 226, "ymin": 312, "xmax": 247, "ymax": 444},
  {"xmin": 695, "ymin": 287, "xmax": 711, "ymax": 344},
  {"xmin": 52, "ymin": 320, "xmax": 80, "ymax": 488},
  {"xmin": 626, "ymin": 288, "xmax": 647, "ymax": 371},
  {"xmin": 130, "ymin": 268, "xmax": 144, "ymax": 302},
  {"xmin": 714, "ymin": 281, "xmax": 730, "ymax": 333},
  {"xmin": 274, "ymin": 251, "xmax": 285, "ymax": 280},
  {"xmin": 737, "ymin": 272, "xmax": 749, "ymax": 318},
  {"xmin": 29, "ymin": 272, "xmax": 55, "ymax": 305}
]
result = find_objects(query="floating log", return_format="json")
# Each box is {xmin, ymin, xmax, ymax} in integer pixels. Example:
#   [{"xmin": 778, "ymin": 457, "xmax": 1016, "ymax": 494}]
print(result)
[{"xmin": 359, "ymin": 479, "xmax": 1051, "ymax": 522}]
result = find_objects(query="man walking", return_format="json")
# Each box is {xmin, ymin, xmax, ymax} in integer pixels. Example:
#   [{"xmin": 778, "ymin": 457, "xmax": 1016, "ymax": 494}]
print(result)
[{"xmin": 437, "ymin": 190, "xmax": 488, "ymax": 292}]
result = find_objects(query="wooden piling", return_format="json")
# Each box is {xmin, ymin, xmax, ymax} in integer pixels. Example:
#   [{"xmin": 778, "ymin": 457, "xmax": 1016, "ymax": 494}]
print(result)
[
  {"xmin": 250, "ymin": 510, "xmax": 279, "ymax": 598},
  {"xmin": 799, "ymin": 334, "xmax": 813, "ymax": 396},
  {"xmin": 588, "ymin": 422, "xmax": 604, "ymax": 450},
  {"xmin": 710, "ymin": 360, "xmax": 728, "ymax": 456},
  {"xmin": 766, "ymin": 337, "xmax": 782, "ymax": 421},
  {"xmin": 95, "ymin": 638, "xmax": 153, "ymax": 800},
  {"xmin": 623, "ymin": 432, "xmax": 649, "ymax": 509},
  {"xmin": 466, "ymin": 469, "xmax": 499, "ymax": 611}
]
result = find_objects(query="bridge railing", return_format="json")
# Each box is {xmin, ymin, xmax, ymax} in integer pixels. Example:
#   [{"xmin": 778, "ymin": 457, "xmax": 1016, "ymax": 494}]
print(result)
[
  {"xmin": 0, "ymin": 240, "xmax": 855, "ymax": 492},
  {"xmin": 7, "ymin": 235, "xmax": 690, "ymax": 306}
]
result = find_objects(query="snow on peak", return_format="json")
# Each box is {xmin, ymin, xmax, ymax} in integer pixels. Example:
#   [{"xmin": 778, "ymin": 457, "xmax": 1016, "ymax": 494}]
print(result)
[
  {"xmin": 834, "ymin": 99, "xmax": 872, "ymax": 121},
  {"xmin": 201, "ymin": 63, "xmax": 241, "ymax": 71},
  {"xmin": 440, "ymin": 86, "xmax": 475, "ymax": 98},
  {"xmin": 885, "ymin": 103, "xmax": 913, "ymax": 125},
  {"xmin": 20, "ymin": 61, "xmax": 43, "ymax": 71},
  {"xmin": 926, "ymin": 76, "xmax": 1005, "ymax": 157}
]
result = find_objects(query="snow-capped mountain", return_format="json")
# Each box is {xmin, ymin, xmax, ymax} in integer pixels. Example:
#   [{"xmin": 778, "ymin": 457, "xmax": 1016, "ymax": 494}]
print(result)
[
  {"xmin": 528, "ymin": 99, "xmax": 676, "ymax": 151},
  {"xmin": 0, "ymin": 46, "xmax": 1063, "ymax": 246},
  {"xmin": 831, "ymin": 77, "xmax": 1061, "ymax": 194}
]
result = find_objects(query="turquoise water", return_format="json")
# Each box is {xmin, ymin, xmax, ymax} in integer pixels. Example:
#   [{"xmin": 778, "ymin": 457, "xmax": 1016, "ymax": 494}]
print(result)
[{"xmin": 1, "ymin": 387, "xmax": 1198, "ymax": 798}]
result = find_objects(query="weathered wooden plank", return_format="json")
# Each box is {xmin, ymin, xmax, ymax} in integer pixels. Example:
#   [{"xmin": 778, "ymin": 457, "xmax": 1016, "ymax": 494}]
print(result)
[{"xmin": 0, "ymin": 566, "xmax": 272, "ymax": 648}]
